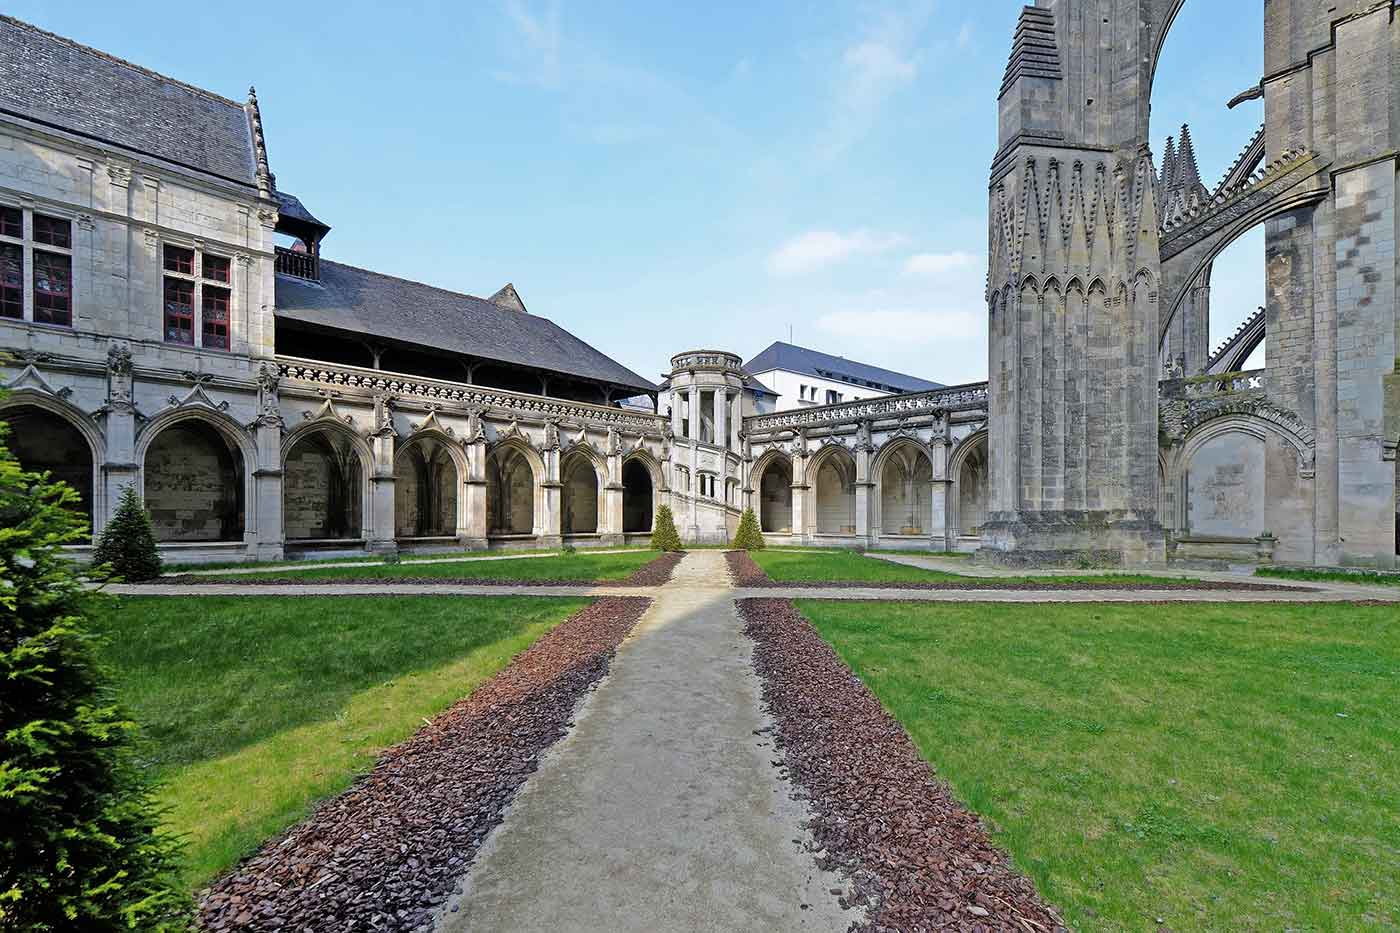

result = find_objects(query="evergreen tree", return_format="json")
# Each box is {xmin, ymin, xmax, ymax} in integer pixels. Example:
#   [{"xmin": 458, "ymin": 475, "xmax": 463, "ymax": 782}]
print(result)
[
  {"xmin": 730, "ymin": 507, "xmax": 765, "ymax": 550},
  {"xmin": 650, "ymin": 504, "xmax": 684, "ymax": 552},
  {"xmin": 0, "ymin": 426, "xmax": 187, "ymax": 930},
  {"xmin": 92, "ymin": 486, "xmax": 162, "ymax": 583}
]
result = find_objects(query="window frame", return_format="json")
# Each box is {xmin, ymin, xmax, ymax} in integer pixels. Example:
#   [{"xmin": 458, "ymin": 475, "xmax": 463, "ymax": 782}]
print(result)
[
  {"xmin": 0, "ymin": 202, "xmax": 77, "ymax": 328},
  {"xmin": 160, "ymin": 240, "xmax": 236, "ymax": 351}
]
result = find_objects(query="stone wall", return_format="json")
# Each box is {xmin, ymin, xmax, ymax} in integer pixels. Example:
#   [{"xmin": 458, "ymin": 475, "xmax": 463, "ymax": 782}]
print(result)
[{"xmin": 144, "ymin": 422, "xmax": 242, "ymax": 542}]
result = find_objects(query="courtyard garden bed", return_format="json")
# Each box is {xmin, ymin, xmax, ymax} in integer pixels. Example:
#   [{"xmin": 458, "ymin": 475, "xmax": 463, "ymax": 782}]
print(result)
[
  {"xmin": 195, "ymin": 596, "xmax": 649, "ymax": 930},
  {"xmin": 791, "ymin": 598, "xmax": 1400, "ymax": 931},
  {"xmin": 1256, "ymin": 566, "xmax": 1400, "ymax": 587},
  {"xmin": 167, "ymin": 549, "xmax": 673, "ymax": 586},
  {"xmin": 96, "ymin": 595, "xmax": 594, "ymax": 889},
  {"xmin": 730, "ymin": 549, "xmax": 1297, "ymax": 590},
  {"xmin": 740, "ymin": 597, "xmax": 1064, "ymax": 931}
]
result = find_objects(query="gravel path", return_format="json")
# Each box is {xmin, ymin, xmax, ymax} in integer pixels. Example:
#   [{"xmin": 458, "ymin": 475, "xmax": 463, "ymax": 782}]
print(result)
[{"xmin": 433, "ymin": 550, "xmax": 855, "ymax": 933}]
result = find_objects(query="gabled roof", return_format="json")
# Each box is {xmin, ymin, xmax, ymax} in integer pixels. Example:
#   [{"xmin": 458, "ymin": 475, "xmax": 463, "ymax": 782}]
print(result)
[
  {"xmin": 0, "ymin": 15, "xmax": 257, "ymax": 187},
  {"xmin": 744, "ymin": 341, "xmax": 942, "ymax": 394},
  {"xmin": 275, "ymin": 259, "xmax": 657, "ymax": 394},
  {"xmin": 275, "ymin": 191, "xmax": 329, "ymax": 235}
]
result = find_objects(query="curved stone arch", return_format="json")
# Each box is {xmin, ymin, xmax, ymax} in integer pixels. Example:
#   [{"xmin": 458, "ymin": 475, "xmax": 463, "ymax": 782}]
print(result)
[
  {"xmin": 948, "ymin": 428, "xmax": 990, "ymax": 542},
  {"xmin": 281, "ymin": 418, "xmax": 375, "ymax": 541},
  {"xmin": 1086, "ymin": 276, "xmax": 1109, "ymax": 298},
  {"xmin": 621, "ymin": 449, "xmax": 663, "ymax": 534},
  {"xmin": 1180, "ymin": 404, "xmax": 1314, "ymax": 476},
  {"xmin": 1206, "ymin": 310, "xmax": 1266, "ymax": 375},
  {"xmin": 872, "ymin": 437, "xmax": 935, "ymax": 539},
  {"xmin": 485, "ymin": 437, "xmax": 546, "ymax": 537},
  {"xmin": 1147, "ymin": 0, "xmax": 1190, "ymax": 97},
  {"xmin": 1018, "ymin": 272, "xmax": 1041, "ymax": 294},
  {"xmin": 806, "ymin": 443, "xmax": 857, "ymax": 536},
  {"xmin": 0, "ymin": 390, "xmax": 106, "ymax": 531},
  {"xmin": 393, "ymin": 429, "xmax": 467, "ymax": 539},
  {"xmin": 138, "ymin": 406, "xmax": 258, "ymax": 544},
  {"xmin": 1043, "ymin": 275, "xmax": 1064, "ymax": 298},
  {"xmin": 559, "ymin": 443, "xmax": 605, "ymax": 535},
  {"xmin": 1159, "ymin": 214, "xmax": 1269, "ymax": 345},
  {"xmin": 749, "ymin": 447, "xmax": 794, "ymax": 535}
]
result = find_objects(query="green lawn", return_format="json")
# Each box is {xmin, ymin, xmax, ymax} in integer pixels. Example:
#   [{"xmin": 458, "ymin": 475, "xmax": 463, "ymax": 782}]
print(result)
[
  {"xmin": 750, "ymin": 549, "xmax": 1193, "ymax": 586},
  {"xmin": 1257, "ymin": 566, "xmax": 1400, "ymax": 587},
  {"xmin": 194, "ymin": 550, "xmax": 661, "ymax": 583},
  {"xmin": 798, "ymin": 600, "xmax": 1400, "ymax": 931},
  {"xmin": 163, "ymin": 545, "xmax": 650, "ymax": 574},
  {"xmin": 96, "ymin": 595, "xmax": 587, "ymax": 887}
]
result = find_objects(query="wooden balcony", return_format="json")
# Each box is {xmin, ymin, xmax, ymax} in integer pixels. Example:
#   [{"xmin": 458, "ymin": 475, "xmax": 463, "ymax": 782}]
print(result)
[{"xmin": 275, "ymin": 246, "xmax": 319, "ymax": 281}]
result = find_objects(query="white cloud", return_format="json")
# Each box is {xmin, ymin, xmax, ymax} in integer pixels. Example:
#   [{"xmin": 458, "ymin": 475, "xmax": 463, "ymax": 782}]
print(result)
[
  {"xmin": 956, "ymin": 21, "xmax": 974, "ymax": 49},
  {"xmin": 817, "ymin": 3, "xmax": 932, "ymax": 159},
  {"xmin": 817, "ymin": 308, "xmax": 984, "ymax": 342},
  {"xmin": 902, "ymin": 250, "xmax": 978, "ymax": 277},
  {"xmin": 497, "ymin": 0, "xmax": 562, "ymax": 88},
  {"xmin": 767, "ymin": 230, "xmax": 906, "ymax": 277}
]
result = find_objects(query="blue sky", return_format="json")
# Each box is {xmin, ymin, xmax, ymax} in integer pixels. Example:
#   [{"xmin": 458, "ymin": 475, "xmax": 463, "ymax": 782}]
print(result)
[{"xmin": 17, "ymin": 1, "xmax": 1264, "ymax": 385}]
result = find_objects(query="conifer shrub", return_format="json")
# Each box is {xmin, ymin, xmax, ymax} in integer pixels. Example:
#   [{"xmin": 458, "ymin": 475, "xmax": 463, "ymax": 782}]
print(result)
[
  {"xmin": 92, "ymin": 485, "xmax": 162, "ymax": 583},
  {"xmin": 730, "ymin": 507, "xmax": 766, "ymax": 550},
  {"xmin": 650, "ymin": 504, "xmax": 684, "ymax": 552},
  {"xmin": 0, "ymin": 427, "xmax": 187, "ymax": 930}
]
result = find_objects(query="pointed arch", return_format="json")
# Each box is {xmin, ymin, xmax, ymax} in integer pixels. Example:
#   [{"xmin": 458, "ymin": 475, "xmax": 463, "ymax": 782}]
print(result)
[
  {"xmin": 394, "ymin": 430, "xmax": 464, "ymax": 539},
  {"xmin": 808, "ymin": 443, "xmax": 857, "ymax": 536},
  {"xmin": 560, "ymin": 445, "xmax": 603, "ymax": 535},
  {"xmin": 949, "ymin": 429, "xmax": 990, "ymax": 542},
  {"xmin": 751, "ymin": 448, "xmax": 793, "ymax": 534},
  {"xmin": 282, "ymin": 419, "xmax": 373, "ymax": 542},
  {"xmin": 486, "ymin": 438, "xmax": 544, "ymax": 537},
  {"xmin": 139, "ymin": 408, "xmax": 254, "ymax": 543},
  {"xmin": 873, "ymin": 438, "xmax": 934, "ymax": 537},
  {"xmin": 622, "ymin": 451, "xmax": 660, "ymax": 534},
  {"xmin": 0, "ymin": 393, "xmax": 103, "ymax": 532}
]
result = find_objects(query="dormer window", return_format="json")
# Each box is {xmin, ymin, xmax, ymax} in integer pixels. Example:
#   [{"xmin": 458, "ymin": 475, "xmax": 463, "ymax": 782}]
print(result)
[
  {"xmin": 163, "ymin": 243, "xmax": 232, "ymax": 350},
  {"xmin": 0, "ymin": 206, "xmax": 73, "ymax": 327}
]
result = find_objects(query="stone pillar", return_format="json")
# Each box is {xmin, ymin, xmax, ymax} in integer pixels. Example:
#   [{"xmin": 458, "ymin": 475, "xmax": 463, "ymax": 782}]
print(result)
[
  {"xmin": 461, "ymin": 417, "xmax": 488, "ymax": 548},
  {"xmin": 367, "ymin": 397, "xmax": 398, "ymax": 554},
  {"xmin": 603, "ymin": 433, "xmax": 624, "ymax": 545},
  {"xmin": 688, "ymin": 389, "xmax": 701, "ymax": 444},
  {"xmin": 731, "ymin": 395, "xmax": 742, "ymax": 453},
  {"xmin": 540, "ymin": 424, "xmax": 563, "ymax": 547},
  {"xmin": 854, "ymin": 446, "xmax": 873, "ymax": 543},
  {"xmin": 790, "ymin": 436, "xmax": 810, "ymax": 542},
  {"xmin": 929, "ymin": 437, "xmax": 952, "ymax": 551},
  {"xmin": 248, "ymin": 362, "xmax": 285, "ymax": 561},
  {"xmin": 671, "ymin": 392, "xmax": 685, "ymax": 438},
  {"xmin": 715, "ymin": 389, "xmax": 728, "ymax": 452}
]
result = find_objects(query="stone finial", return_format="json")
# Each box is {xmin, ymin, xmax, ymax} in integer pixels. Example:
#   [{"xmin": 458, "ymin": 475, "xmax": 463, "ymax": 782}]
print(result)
[{"xmin": 246, "ymin": 86, "xmax": 275, "ymax": 199}]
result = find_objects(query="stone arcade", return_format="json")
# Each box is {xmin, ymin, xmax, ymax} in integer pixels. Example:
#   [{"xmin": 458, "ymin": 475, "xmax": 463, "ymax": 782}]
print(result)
[{"xmin": 0, "ymin": 4, "xmax": 1396, "ymax": 568}]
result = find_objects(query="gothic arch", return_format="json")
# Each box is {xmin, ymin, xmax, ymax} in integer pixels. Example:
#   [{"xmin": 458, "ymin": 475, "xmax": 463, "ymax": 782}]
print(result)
[
  {"xmin": 873, "ymin": 438, "xmax": 934, "ymax": 537},
  {"xmin": 394, "ymin": 431, "xmax": 464, "ymax": 539},
  {"xmin": 808, "ymin": 443, "xmax": 857, "ymax": 536},
  {"xmin": 560, "ymin": 445, "xmax": 604, "ymax": 535},
  {"xmin": 0, "ymin": 393, "xmax": 104, "ymax": 532},
  {"xmin": 948, "ymin": 429, "xmax": 990, "ymax": 541},
  {"xmin": 138, "ymin": 409, "xmax": 253, "ymax": 543},
  {"xmin": 281, "ymin": 420, "xmax": 374, "ymax": 541},
  {"xmin": 486, "ymin": 438, "xmax": 544, "ymax": 537},
  {"xmin": 751, "ymin": 448, "xmax": 793, "ymax": 535},
  {"xmin": 622, "ymin": 451, "xmax": 661, "ymax": 534}
]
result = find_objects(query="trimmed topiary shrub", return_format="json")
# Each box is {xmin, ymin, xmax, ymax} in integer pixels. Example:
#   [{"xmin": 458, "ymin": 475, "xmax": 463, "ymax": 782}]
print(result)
[
  {"xmin": 92, "ymin": 485, "xmax": 162, "ymax": 583},
  {"xmin": 730, "ymin": 507, "xmax": 765, "ymax": 551},
  {"xmin": 0, "ymin": 426, "xmax": 187, "ymax": 930},
  {"xmin": 650, "ymin": 504, "xmax": 684, "ymax": 552}
]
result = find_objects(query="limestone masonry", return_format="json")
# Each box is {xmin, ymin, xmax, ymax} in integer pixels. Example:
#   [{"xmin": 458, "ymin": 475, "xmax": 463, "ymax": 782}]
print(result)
[{"xmin": 0, "ymin": 4, "xmax": 1395, "ymax": 567}]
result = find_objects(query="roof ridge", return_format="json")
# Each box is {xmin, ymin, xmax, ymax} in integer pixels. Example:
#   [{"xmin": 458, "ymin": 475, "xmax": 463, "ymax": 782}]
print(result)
[
  {"xmin": 0, "ymin": 14, "xmax": 244, "ymax": 110},
  {"xmin": 318, "ymin": 256, "xmax": 491, "ymax": 305}
]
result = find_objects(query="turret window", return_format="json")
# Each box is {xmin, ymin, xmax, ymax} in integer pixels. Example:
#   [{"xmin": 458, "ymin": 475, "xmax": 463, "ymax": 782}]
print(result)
[
  {"xmin": 162, "ymin": 243, "xmax": 234, "ymax": 349},
  {"xmin": 0, "ymin": 206, "xmax": 73, "ymax": 327}
]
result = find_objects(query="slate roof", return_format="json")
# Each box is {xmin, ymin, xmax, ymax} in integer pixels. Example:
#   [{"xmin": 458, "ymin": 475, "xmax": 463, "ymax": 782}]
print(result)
[
  {"xmin": 276, "ymin": 260, "xmax": 657, "ymax": 394},
  {"xmin": 275, "ymin": 191, "xmax": 329, "ymax": 234},
  {"xmin": 744, "ymin": 341, "xmax": 943, "ymax": 394},
  {"xmin": 0, "ymin": 16, "xmax": 256, "ymax": 186}
]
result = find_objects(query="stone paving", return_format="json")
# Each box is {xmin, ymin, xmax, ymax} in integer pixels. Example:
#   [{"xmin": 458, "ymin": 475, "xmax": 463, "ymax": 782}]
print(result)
[{"xmin": 432, "ymin": 549, "xmax": 854, "ymax": 933}]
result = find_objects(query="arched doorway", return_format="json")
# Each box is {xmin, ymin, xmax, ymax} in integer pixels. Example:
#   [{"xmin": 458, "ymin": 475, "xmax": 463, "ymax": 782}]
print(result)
[
  {"xmin": 284, "ymin": 429, "xmax": 364, "ymax": 540},
  {"xmin": 561, "ymin": 450, "xmax": 600, "ymax": 535},
  {"xmin": 813, "ymin": 448, "xmax": 856, "ymax": 535},
  {"xmin": 144, "ymin": 419, "xmax": 245, "ymax": 542},
  {"xmin": 622, "ymin": 458, "xmax": 655, "ymax": 533},
  {"xmin": 486, "ymin": 444, "xmax": 537, "ymax": 536},
  {"xmin": 952, "ymin": 434, "xmax": 990, "ymax": 540},
  {"xmin": 395, "ymin": 437, "xmax": 459, "ymax": 539},
  {"xmin": 0, "ymin": 403, "xmax": 95, "ymax": 530},
  {"xmin": 756, "ymin": 455, "xmax": 792, "ymax": 534},
  {"xmin": 879, "ymin": 444, "xmax": 933, "ymax": 536}
]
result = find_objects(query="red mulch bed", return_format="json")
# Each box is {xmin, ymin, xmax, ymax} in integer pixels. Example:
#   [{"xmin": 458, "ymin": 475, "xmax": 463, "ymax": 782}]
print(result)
[
  {"xmin": 724, "ymin": 550, "xmax": 1304, "ymax": 592},
  {"xmin": 740, "ymin": 597, "xmax": 1066, "ymax": 933},
  {"xmin": 726, "ymin": 549, "xmax": 772, "ymax": 586},
  {"xmin": 163, "ymin": 552, "xmax": 683, "ymax": 588},
  {"xmin": 197, "ymin": 596, "xmax": 650, "ymax": 932}
]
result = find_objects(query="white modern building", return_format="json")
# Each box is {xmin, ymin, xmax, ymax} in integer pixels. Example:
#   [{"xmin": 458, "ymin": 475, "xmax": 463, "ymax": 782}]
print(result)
[{"xmin": 743, "ymin": 341, "xmax": 943, "ymax": 409}]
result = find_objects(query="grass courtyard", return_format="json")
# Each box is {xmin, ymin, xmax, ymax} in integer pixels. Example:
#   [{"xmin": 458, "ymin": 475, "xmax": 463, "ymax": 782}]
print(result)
[
  {"xmin": 95, "ymin": 595, "xmax": 587, "ymax": 887},
  {"xmin": 750, "ymin": 548, "xmax": 1196, "ymax": 586},
  {"xmin": 798, "ymin": 599, "xmax": 1400, "ymax": 931},
  {"xmin": 194, "ymin": 549, "xmax": 661, "ymax": 583}
]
